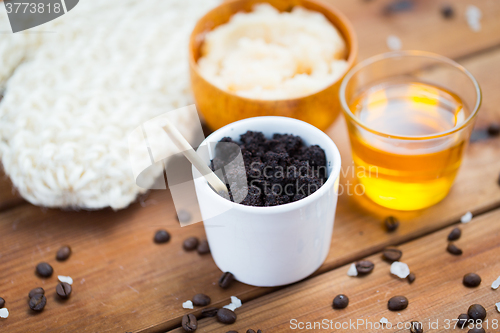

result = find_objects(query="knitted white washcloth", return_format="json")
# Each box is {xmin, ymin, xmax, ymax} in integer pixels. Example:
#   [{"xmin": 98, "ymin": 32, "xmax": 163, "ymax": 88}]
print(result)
[{"xmin": 0, "ymin": 0, "xmax": 220, "ymax": 209}]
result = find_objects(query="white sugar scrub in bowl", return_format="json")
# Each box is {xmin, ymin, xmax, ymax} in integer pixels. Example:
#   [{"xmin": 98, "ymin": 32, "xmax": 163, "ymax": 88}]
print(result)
[
  {"xmin": 193, "ymin": 117, "xmax": 341, "ymax": 287},
  {"xmin": 198, "ymin": 3, "xmax": 348, "ymax": 100}
]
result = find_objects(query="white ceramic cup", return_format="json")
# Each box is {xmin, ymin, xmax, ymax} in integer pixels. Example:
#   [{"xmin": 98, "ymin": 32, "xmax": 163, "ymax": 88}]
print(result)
[{"xmin": 193, "ymin": 116, "xmax": 341, "ymax": 287}]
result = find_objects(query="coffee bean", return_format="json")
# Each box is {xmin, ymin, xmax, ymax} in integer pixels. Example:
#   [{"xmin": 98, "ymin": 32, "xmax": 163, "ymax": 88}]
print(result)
[
  {"xmin": 197, "ymin": 240, "xmax": 210, "ymax": 255},
  {"xmin": 219, "ymin": 272, "xmax": 234, "ymax": 289},
  {"xmin": 332, "ymin": 294, "xmax": 349, "ymax": 309},
  {"xmin": 56, "ymin": 245, "xmax": 72, "ymax": 261},
  {"xmin": 447, "ymin": 228, "xmax": 461, "ymax": 241},
  {"xmin": 407, "ymin": 272, "xmax": 416, "ymax": 284},
  {"xmin": 441, "ymin": 5, "xmax": 454, "ymax": 18},
  {"xmin": 56, "ymin": 282, "xmax": 72, "ymax": 299},
  {"xmin": 388, "ymin": 296, "xmax": 408, "ymax": 311},
  {"xmin": 410, "ymin": 321, "xmax": 423, "ymax": 333},
  {"xmin": 154, "ymin": 230, "xmax": 170, "ymax": 244},
  {"xmin": 0, "ymin": 297, "xmax": 4, "ymax": 308},
  {"xmin": 246, "ymin": 330, "xmax": 256, "ymax": 333},
  {"xmin": 29, "ymin": 294, "xmax": 47, "ymax": 311},
  {"xmin": 217, "ymin": 308, "xmax": 237, "ymax": 324},
  {"xmin": 36, "ymin": 262, "xmax": 53, "ymax": 277},
  {"xmin": 28, "ymin": 287, "xmax": 45, "ymax": 299},
  {"xmin": 181, "ymin": 313, "xmax": 197, "ymax": 332},
  {"xmin": 226, "ymin": 331, "xmax": 238, "ymax": 333},
  {"xmin": 468, "ymin": 327, "xmax": 485, "ymax": 333},
  {"xmin": 382, "ymin": 248, "xmax": 402, "ymax": 262},
  {"xmin": 463, "ymin": 273, "xmax": 481, "ymax": 288},
  {"xmin": 355, "ymin": 260, "xmax": 374, "ymax": 274},
  {"xmin": 447, "ymin": 243, "xmax": 463, "ymax": 255},
  {"xmin": 487, "ymin": 123, "xmax": 500, "ymax": 137},
  {"xmin": 177, "ymin": 210, "xmax": 192, "ymax": 223},
  {"xmin": 457, "ymin": 313, "xmax": 469, "ymax": 328},
  {"xmin": 384, "ymin": 216, "xmax": 399, "ymax": 232},
  {"xmin": 183, "ymin": 237, "xmax": 199, "ymax": 251},
  {"xmin": 201, "ymin": 307, "xmax": 218, "ymax": 318},
  {"xmin": 467, "ymin": 304, "xmax": 486, "ymax": 321},
  {"xmin": 192, "ymin": 293, "xmax": 211, "ymax": 306}
]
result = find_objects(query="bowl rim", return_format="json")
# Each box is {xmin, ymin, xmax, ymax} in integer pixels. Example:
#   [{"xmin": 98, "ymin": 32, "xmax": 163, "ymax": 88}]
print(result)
[
  {"xmin": 193, "ymin": 116, "xmax": 342, "ymax": 214},
  {"xmin": 188, "ymin": 0, "xmax": 358, "ymax": 103}
]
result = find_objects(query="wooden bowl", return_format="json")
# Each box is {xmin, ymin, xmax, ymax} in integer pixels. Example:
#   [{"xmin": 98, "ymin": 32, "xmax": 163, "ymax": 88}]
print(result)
[{"xmin": 189, "ymin": 0, "xmax": 358, "ymax": 131}]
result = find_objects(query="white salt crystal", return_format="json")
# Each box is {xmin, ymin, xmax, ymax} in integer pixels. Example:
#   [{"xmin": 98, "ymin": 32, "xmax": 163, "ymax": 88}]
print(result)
[
  {"xmin": 380, "ymin": 317, "xmax": 389, "ymax": 324},
  {"xmin": 347, "ymin": 263, "xmax": 358, "ymax": 277},
  {"xmin": 466, "ymin": 5, "xmax": 482, "ymax": 32},
  {"xmin": 390, "ymin": 261, "xmax": 410, "ymax": 279},
  {"xmin": 0, "ymin": 308, "xmax": 8, "ymax": 319},
  {"xmin": 492, "ymin": 276, "xmax": 500, "ymax": 290},
  {"xmin": 182, "ymin": 300, "xmax": 193, "ymax": 309},
  {"xmin": 496, "ymin": 302, "xmax": 500, "ymax": 313},
  {"xmin": 461, "ymin": 211, "xmax": 473, "ymax": 223},
  {"xmin": 58, "ymin": 275, "xmax": 73, "ymax": 285},
  {"xmin": 387, "ymin": 35, "xmax": 402, "ymax": 51},
  {"xmin": 223, "ymin": 303, "xmax": 237, "ymax": 311},
  {"xmin": 230, "ymin": 296, "xmax": 242, "ymax": 309}
]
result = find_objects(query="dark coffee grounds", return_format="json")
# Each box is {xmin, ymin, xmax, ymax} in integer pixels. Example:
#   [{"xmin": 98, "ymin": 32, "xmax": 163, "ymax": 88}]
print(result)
[{"xmin": 211, "ymin": 131, "xmax": 327, "ymax": 207}]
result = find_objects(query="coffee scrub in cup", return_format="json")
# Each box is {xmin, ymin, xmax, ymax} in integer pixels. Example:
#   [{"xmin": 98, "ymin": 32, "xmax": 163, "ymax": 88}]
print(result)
[{"xmin": 193, "ymin": 117, "xmax": 341, "ymax": 287}]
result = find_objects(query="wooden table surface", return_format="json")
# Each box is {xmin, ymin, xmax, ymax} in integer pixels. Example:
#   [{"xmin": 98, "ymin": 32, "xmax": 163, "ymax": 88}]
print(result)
[{"xmin": 1, "ymin": 0, "xmax": 500, "ymax": 332}]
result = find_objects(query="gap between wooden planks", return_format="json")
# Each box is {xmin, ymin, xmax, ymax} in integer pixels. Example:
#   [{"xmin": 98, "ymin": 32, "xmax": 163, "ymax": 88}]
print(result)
[{"xmin": 170, "ymin": 206, "xmax": 500, "ymax": 333}]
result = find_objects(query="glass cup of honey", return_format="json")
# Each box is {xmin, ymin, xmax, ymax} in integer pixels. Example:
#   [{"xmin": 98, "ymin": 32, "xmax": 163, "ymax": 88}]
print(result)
[{"xmin": 340, "ymin": 51, "xmax": 481, "ymax": 211}]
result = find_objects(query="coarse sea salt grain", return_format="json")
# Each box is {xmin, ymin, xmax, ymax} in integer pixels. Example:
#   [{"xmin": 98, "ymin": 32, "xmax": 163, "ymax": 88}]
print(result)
[
  {"xmin": 0, "ymin": 308, "xmax": 8, "ymax": 319},
  {"xmin": 223, "ymin": 303, "xmax": 237, "ymax": 311},
  {"xmin": 182, "ymin": 300, "xmax": 193, "ymax": 309},
  {"xmin": 496, "ymin": 302, "xmax": 500, "ymax": 313},
  {"xmin": 58, "ymin": 275, "xmax": 73, "ymax": 285},
  {"xmin": 466, "ymin": 5, "xmax": 482, "ymax": 32},
  {"xmin": 387, "ymin": 35, "xmax": 402, "ymax": 51},
  {"xmin": 380, "ymin": 317, "xmax": 389, "ymax": 324},
  {"xmin": 492, "ymin": 276, "xmax": 500, "ymax": 290},
  {"xmin": 461, "ymin": 211, "xmax": 473, "ymax": 223},
  {"xmin": 347, "ymin": 263, "xmax": 358, "ymax": 277},
  {"xmin": 390, "ymin": 261, "xmax": 410, "ymax": 279},
  {"xmin": 230, "ymin": 296, "xmax": 242, "ymax": 309}
]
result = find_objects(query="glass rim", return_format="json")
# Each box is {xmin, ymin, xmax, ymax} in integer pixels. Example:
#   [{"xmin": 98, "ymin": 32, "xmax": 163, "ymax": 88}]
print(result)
[{"xmin": 339, "ymin": 50, "xmax": 482, "ymax": 141}]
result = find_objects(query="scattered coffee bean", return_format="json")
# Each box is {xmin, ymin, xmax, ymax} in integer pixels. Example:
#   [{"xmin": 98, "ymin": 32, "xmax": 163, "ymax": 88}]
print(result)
[
  {"xmin": 192, "ymin": 293, "xmax": 211, "ymax": 307},
  {"xmin": 388, "ymin": 296, "xmax": 409, "ymax": 311},
  {"xmin": 219, "ymin": 272, "xmax": 234, "ymax": 289},
  {"xmin": 384, "ymin": 216, "xmax": 399, "ymax": 232},
  {"xmin": 447, "ymin": 228, "xmax": 462, "ymax": 241},
  {"xmin": 177, "ymin": 210, "xmax": 192, "ymax": 223},
  {"xmin": 56, "ymin": 282, "xmax": 72, "ymax": 299},
  {"xmin": 247, "ymin": 330, "xmax": 257, "ymax": 333},
  {"xmin": 201, "ymin": 307, "xmax": 218, "ymax": 318},
  {"xmin": 457, "ymin": 313, "xmax": 469, "ymax": 328},
  {"xmin": 181, "ymin": 313, "xmax": 197, "ymax": 332},
  {"xmin": 468, "ymin": 304, "xmax": 486, "ymax": 321},
  {"xmin": 226, "ymin": 331, "xmax": 238, "ymax": 333},
  {"xmin": 154, "ymin": 230, "xmax": 171, "ymax": 244},
  {"xmin": 0, "ymin": 297, "xmax": 4, "ymax": 308},
  {"xmin": 487, "ymin": 123, "xmax": 500, "ymax": 137},
  {"xmin": 463, "ymin": 273, "xmax": 481, "ymax": 288},
  {"xmin": 197, "ymin": 240, "xmax": 210, "ymax": 255},
  {"xmin": 29, "ymin": 294, "xmax": 47, "ymax": 311},
  {"xmin": 407, "ymin": 272, "xmax": 416, "ymax": 284},
  {"xmin": 217, "ymin": 308, "xmax": 237, "ymax": 324},
  {"xmin": 468, "ymin": 327, "xmax": 485, "ymax": 333},
  {"xmin": 36, "ymin": 262, "xmax": 53, "ymax": 278},
  {"xmin": 383, "ymin": 248, "xmax": 402, "ymax": 262},
  {"xmin": 56, "ymin": 245, "xmax": 72, "ymax": 261},
  {"xmin": 355, "ymin": 260, "xmax": 374, "ymax": 274},
  {"xmin": 447, "ymin": 243, "xmax": 463, "ymax": 255},
  {"xmin": 183, "ymin": 237, "xmax": 199, "ymax": 251},
  {"xmin": 28, "ymin": 287, "xmax": 45, "ymax": 299},
  {"xmin": 441, "ymin": 5, "xmax": 454, "ymax": 18},
  {"xmin": 332, "ymin": 294, "xmax": 349, "ymax": 309},
  {"xmin": 410, "ymin": 321, "xmax": 423, "ymax": 333}
]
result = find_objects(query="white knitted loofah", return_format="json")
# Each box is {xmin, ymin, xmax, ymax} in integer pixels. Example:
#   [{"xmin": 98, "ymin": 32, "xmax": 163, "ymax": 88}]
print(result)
[{"xmin": 0, "ymin": 0, "xmax": 221, "ymax": 209}]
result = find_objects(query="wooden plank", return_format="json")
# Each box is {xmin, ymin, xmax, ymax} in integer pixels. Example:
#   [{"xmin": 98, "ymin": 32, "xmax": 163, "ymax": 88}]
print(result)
[
  {"xmin": 170, "ymin": 207, "xmax": 500, "ymax": 333},
  {"xmin": 0, "ymin": 170, "xmax": 23, "ymax": 212},
  {"xmin": 0, "ymin": 47, "xmax": 499, "ymax": 333}
]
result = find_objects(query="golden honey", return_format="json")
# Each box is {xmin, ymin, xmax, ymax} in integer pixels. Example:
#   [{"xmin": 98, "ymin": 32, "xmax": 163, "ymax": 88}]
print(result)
[{"xmin": 348, "ymin": 80, "xmax": 467, "ymax": 210}]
